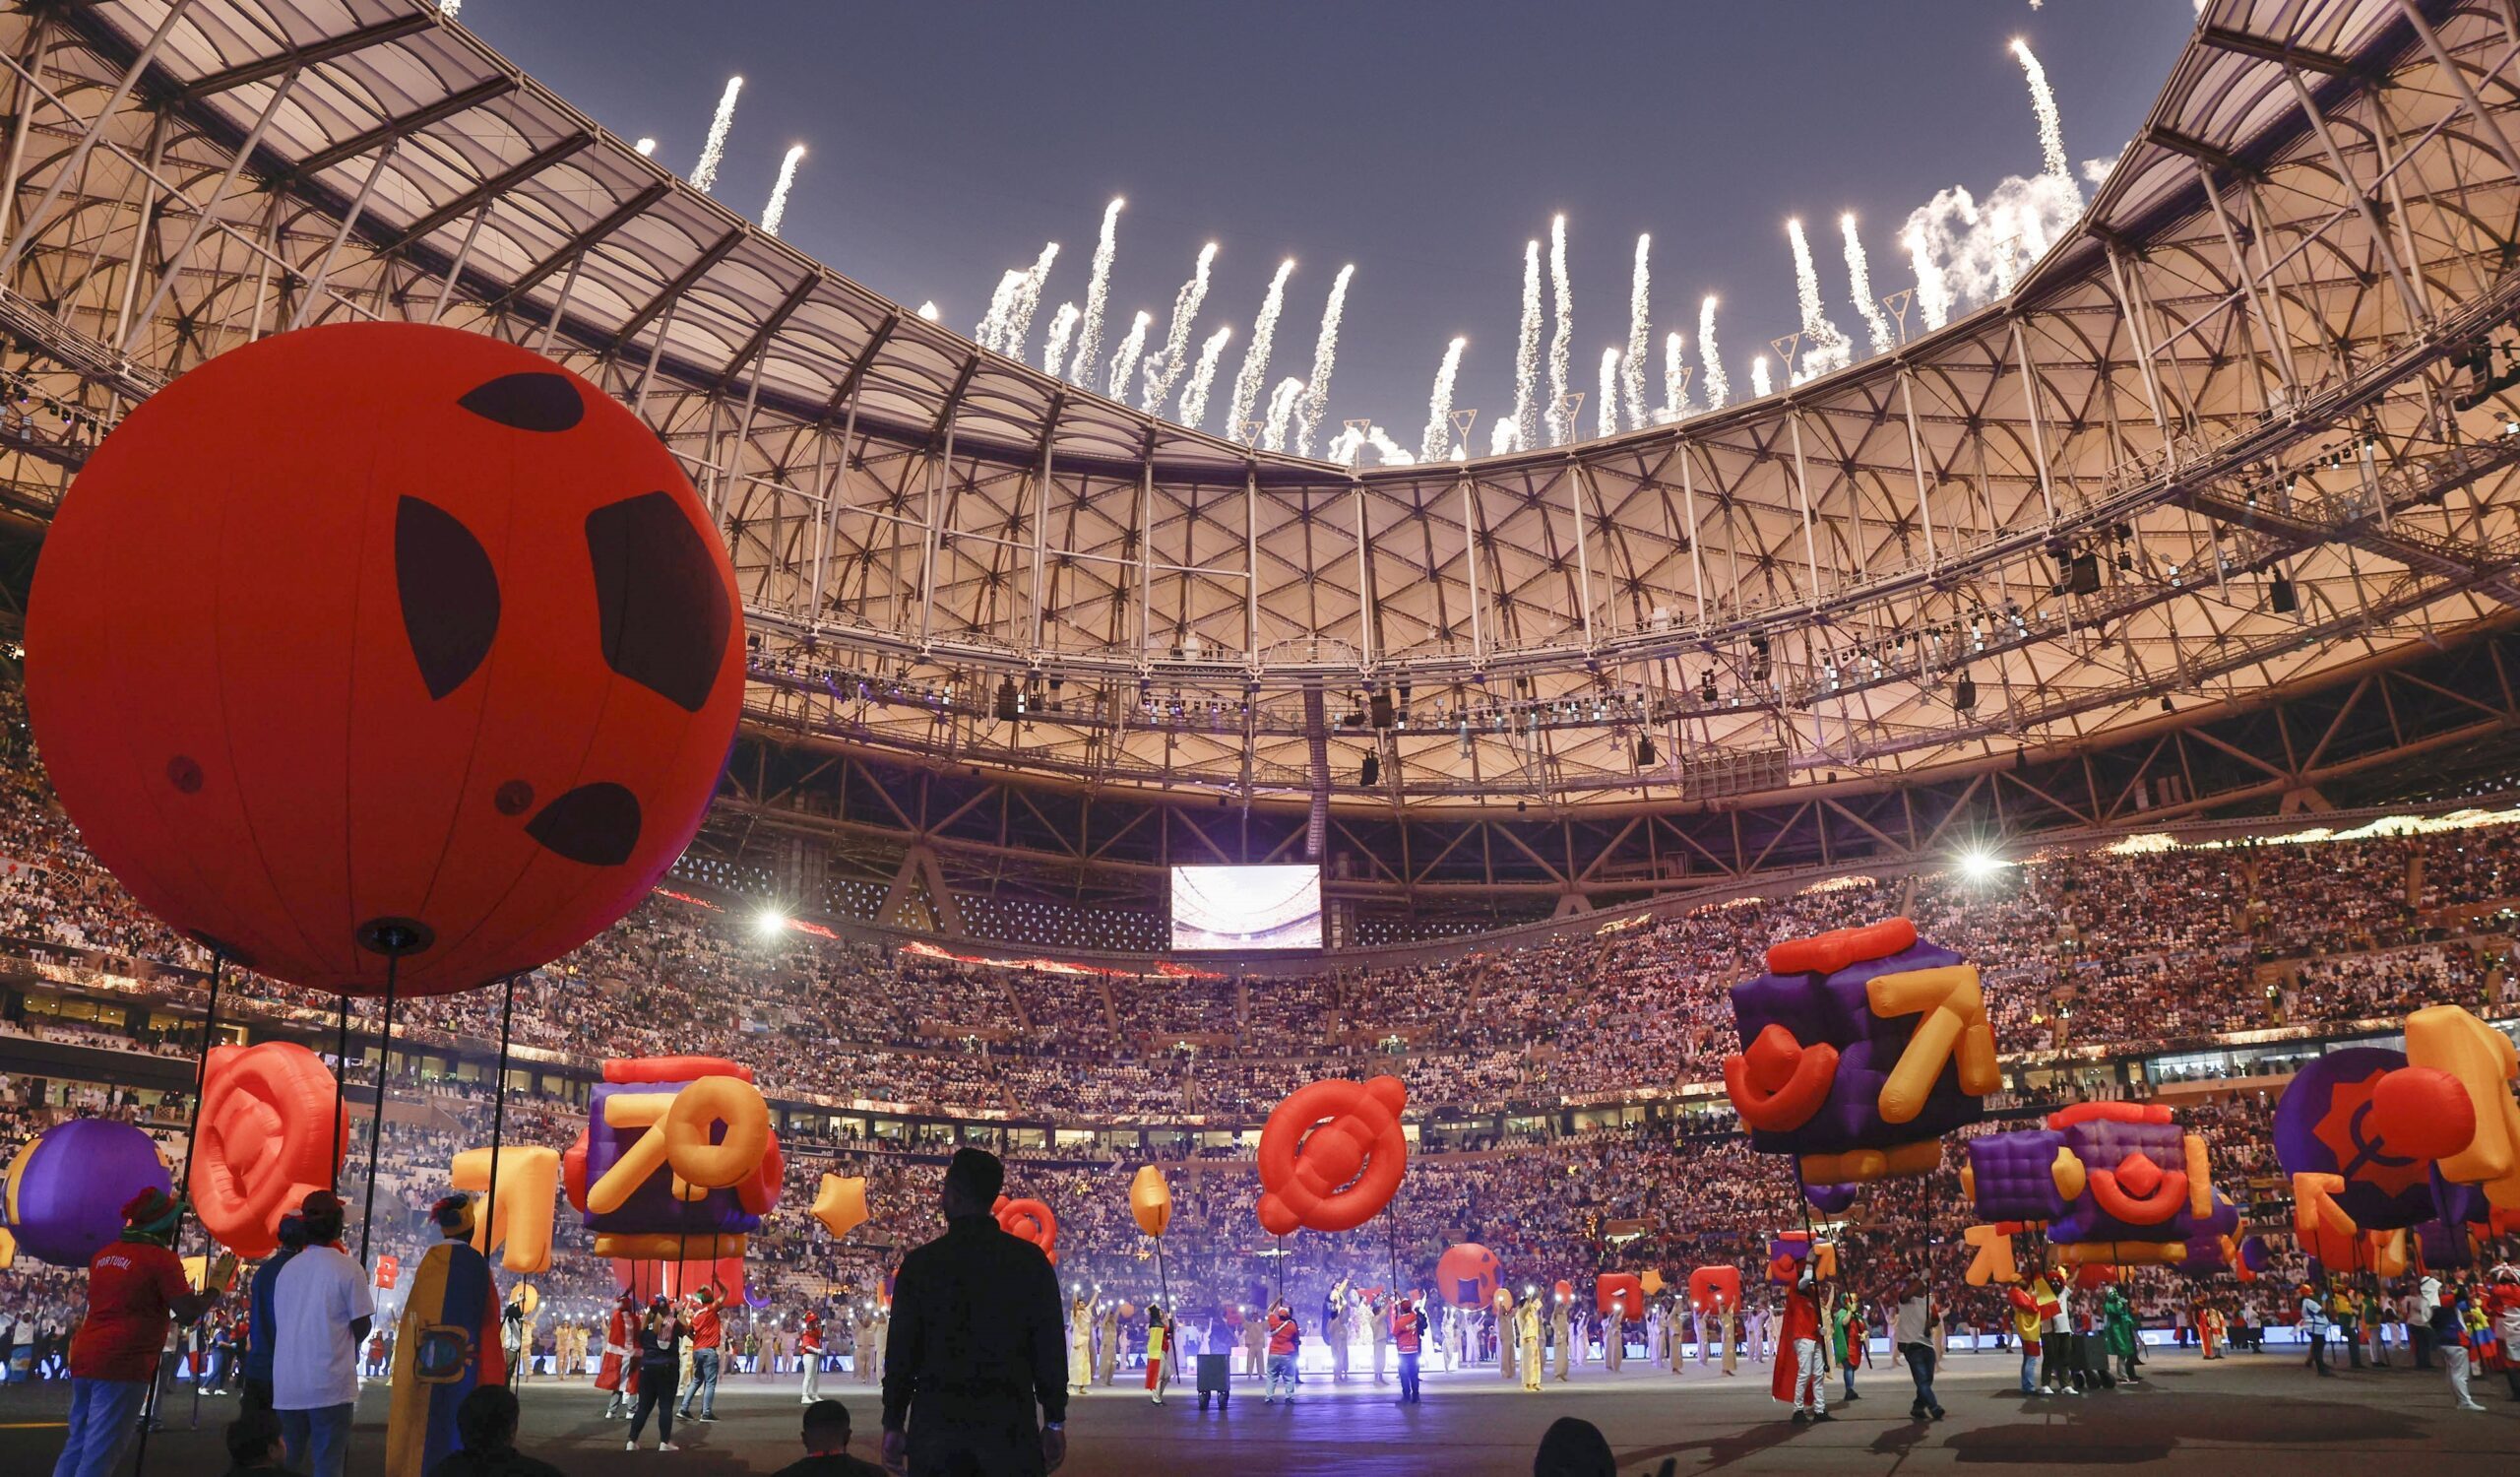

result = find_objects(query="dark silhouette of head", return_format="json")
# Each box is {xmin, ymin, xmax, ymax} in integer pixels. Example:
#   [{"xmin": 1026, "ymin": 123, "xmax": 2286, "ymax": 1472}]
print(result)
[
  {"xmin": 456, "ymin": 1385, "xmax": 520, "ymax": 1456},
  {"xmin": 941, "ymin": 1147, "xmax": 1004, "ymax": 1219},
  {"xmin": 1535, "ymin": 1416, "xmax": 1616, "ymax": 1477}
]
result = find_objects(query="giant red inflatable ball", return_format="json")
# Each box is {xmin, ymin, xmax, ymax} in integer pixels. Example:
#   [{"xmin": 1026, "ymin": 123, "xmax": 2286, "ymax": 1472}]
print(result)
[
  {"xmin": 26, "ymin": 323, "xmax": 744, "ymax": 996},
  {"xmin": 1434, "ymin": 1243, "xmax": 1502, "ymax": 1309}
]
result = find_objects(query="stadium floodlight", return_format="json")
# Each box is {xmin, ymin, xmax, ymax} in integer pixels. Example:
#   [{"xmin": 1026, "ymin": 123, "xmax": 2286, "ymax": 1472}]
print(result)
[
  {"xmin": 1958, "ymin": 849, "xmax": 2005, "ymax": 880},
  {"xmin": 754, "ymin": 907, "xmax": 788, "ymax": 937}
]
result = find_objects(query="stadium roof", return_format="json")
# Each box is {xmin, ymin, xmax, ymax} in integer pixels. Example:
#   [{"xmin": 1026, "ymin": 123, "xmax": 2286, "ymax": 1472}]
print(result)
[{"xmin": 4, "ymin": 0, "xmax": 2520, "ymax": 857}]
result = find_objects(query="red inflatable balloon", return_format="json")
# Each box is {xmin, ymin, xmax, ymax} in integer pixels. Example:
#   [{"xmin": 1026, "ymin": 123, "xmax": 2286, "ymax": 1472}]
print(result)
[
  {"xmin": 993, "ymin": 1194, "xmax": 1058, "ymax": 1265},
  {"xmin": 2370, "ymin": 1065, "xmax": 2478, "ymax": 1160},
  {"xmin": 27, "ymin": 322, "xmax": 743, "ymax": 997},
  {"xmin": 1434, "ymin": 1243, "xmax": 1502, "ymax": 1309},
  {"xmin": 1255, "ymin": 1075, "xmax": 1409, "ymax": 1236},
  {"xmin": 1596, "ymin": 1272, "xmax": 1645, "ymax": 1316}
]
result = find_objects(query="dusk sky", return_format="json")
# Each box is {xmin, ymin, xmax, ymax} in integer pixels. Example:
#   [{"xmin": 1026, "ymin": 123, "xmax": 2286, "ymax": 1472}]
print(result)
[{"xmin": 465, "ymin": 1, "xmax": 2202, "ymax": 446}]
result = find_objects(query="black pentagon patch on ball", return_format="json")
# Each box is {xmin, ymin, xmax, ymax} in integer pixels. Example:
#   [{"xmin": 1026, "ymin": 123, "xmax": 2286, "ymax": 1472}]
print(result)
[
  {"xmin": 457, "ymin": 371, "xmax": 584, "ymax": 432},
  {"xmin": 395, "ymin": 495, "xmax": 502, "ymax": 700},
  {"xmin": 525, "ymin": 782, "xmax": 642, "ymax": 867},
  {"xmin": 586, "ymin": 490, "xmax": 730, "ymax": 713}
]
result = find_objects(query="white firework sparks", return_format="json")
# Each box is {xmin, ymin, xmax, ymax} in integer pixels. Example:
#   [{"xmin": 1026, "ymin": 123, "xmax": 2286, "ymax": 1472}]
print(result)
[
  {"xmin": 1225, "ymin": 259, "xmax": 1297, "ymax": 443},
  {"xmin": 1899, "ymin": 39, "xmax": 2088, "ymax": 319},
  {"xmin": 1698, "ymin": 295, "xmax": 1731, "ymax": 409},
  {"xmin": 1420, "ymin": 336, "xmax": 1468, "ymax": 462},
  {"xmin": 1662, "ymin": 330, "xmax": 1688, "ymax": 422},
  {"xmin": 1905, "ymin": 225, "xmax": 1952, "ymax": 332},
  {"xmin": 1787, "ymin": 218, "xmax": 1853, "ymax": 384},
  {"xmin": 1489, "ymin": 418, "xmax": 1524, "ymax": 456},
  {"xmin": 1105, "ymin": 310, "xmax": 1154, "ymax": 401},
  {"xmin": 1178, "ymin": 325, "xmax": 1233, "ymax": 428},
  {"xmin": 1326, "ymin": 423, "xmax": 1368, "ymax": 466},
  {"xmin": 1366, "ymin": 425, "xmax": 1417, "ymax": 466},
  {"xmin": 1842, "ymin": 213, "xmax": 1894, "ymax": 355},
  {"xmin": 439, "ymin": 0, "xmax": 460, "ymax": 17},
  {"xmin": 915, "ymin": 301, "xmax": 940, "ymax": 321},
  {"xmin": 691, "ymin": 76, "xmax": 743, "ymax": 194},
  {"xmin": 1141, "ymin": 242, "xmax": 1219, "ymax": 414},
  {"xmin": 1597, "ymin": 348, "xmax": 1621, "ymax": 438},
  {"xmin": 1041, "ymin": 302, "xmax": 1080, "ymax": 375},
  {"xmin": 761, "ymin": 144, "xmax": 806, "ymax": 236},
  {"xmin": 1261, "ymin": 376, "xmax": 1306, "ymax": 451},
  {"xmin": 634, "ymin": 137, "xmax": 658, "ymax": 158},
  {"xmin": 1294, "ymin": 264, "xmax": 1355, "ymax": 458},
  {"xmin": 1750, "ymin": 355, "xmax": 1774, "ymax": 399},
  {"xmin": 1544, "ymin": 215, "xmax": 1573, "ymax": 445},
  {"xmin": 976, "ymin": 270, "xmax": 1026, "ymax": 353},
  {"xmin": 2014, "ymin": 37, "xmax": 2071, "ymax": 183},
  {"xmin": 1066, "ymin": 197, "xmax": 1125, "ymax": 386},
  {"xmin": 1512, "ymin": 239, "xmax": 1543, "ymax": 452},
  {"xmin": 1624, "ymin": 234, "xmax": 1652, "ymax": 430},
  {"xmin": 1001, "ymin": 242, "xmax": 1059, "ymax": 357}
]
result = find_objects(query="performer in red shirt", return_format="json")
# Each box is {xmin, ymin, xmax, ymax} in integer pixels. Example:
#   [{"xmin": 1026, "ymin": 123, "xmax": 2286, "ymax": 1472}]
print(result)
[
  {"xmin": 677, "ymin": 1287, "xmax": 725, "ymax": 1422},
  {"xmin": 799, "ymin": 1308, "xmax": 827, "ymax": 1406},
  {"xmin": 1772, "ymin": 1264, "xmax": 1830, "ymax": 1425},
  {"xmin": 1264, "ymin": 1303, "xmax": 1300, "ymax": 1404},
  {"xmin": 55, "ymin": 1188, "xmax": 236, "ymax": 1477},
  {"xmin": 1390, "ymin": 1298, "xmax": 1425, "ymax": 1405},
  {"xmin": 598, "ymin": 1291, "xmax": 639, "ymax": 1419}
]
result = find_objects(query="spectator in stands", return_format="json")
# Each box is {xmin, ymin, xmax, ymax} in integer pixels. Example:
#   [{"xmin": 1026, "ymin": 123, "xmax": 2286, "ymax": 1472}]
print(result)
[
  {"xmin": 430, "ymin": 1385, "xmax": 561, "ymax": 1477},
  {"xmin": 880, "ymin": 1148, "xmax": 1067, "ymax": 1476},
  {"xmin": 50, "ymin": 1187, "xmax": 235, "ymax": 1477},
  {"xmin": 272, "ymin": 1191, "xmax": 371, "ymax": 1477},
  {"xmin": 771, "ymin": 1399, "xmax": 885, "ymax": 1476}
]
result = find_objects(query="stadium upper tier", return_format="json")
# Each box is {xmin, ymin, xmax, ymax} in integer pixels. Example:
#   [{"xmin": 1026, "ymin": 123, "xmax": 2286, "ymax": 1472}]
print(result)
[{"xmin": 4, "ymin": 0, "xmax": 2520, "ymax": 817}]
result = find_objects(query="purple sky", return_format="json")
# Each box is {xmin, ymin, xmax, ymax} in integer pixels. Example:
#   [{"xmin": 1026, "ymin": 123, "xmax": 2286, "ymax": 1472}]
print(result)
[{"xmin": 465, "ymin": 0, "xmax": 2200, "ymax": 444}]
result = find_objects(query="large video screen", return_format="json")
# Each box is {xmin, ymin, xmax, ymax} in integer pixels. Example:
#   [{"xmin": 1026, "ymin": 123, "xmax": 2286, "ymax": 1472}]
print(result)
[{"xmin": 1169, "ymin": 865, "xmax": 1323, "ymax": 951}]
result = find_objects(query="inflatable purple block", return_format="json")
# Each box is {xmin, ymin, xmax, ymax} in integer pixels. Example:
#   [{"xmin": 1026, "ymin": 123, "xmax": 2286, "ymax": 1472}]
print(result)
[
  {"xmin": 1732, "ymin": 936, "xmax": 1984, "ymax": 1157},
  {"xmin": 1803, "ymin": 1182, "xmax": 1860, "ymax": 1214},
  {"xmin": 2412, "ymin": 1218, "xmax": 2472, "ymax": 1269},
  {"xmin": 1967, "ymin": 1129, "xmax": 2070, "ymax": 1222},
  {"xmin": 582, "ymin": 1079, "xmax": 764, "ymax": 1240},
  {"xmin": 2048, "ymin": 1118, "xmax": 2188, "ymax": 1244}
]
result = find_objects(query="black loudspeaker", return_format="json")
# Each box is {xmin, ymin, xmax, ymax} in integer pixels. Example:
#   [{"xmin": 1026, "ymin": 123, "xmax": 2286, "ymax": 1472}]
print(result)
[
  {"xmin": 1953, "ymin": 674, "xmax": 1978, "ymax": 711},
  {"xmin": 1634, "ymin": 736, "xmax": 1658, "ymax": 767},
  {"xmin": 2269, "ymin": 575, "xmax": 2298, "ymax": 613},
  {"xmin": 1368, "ymin": 692, "xmax": 1396, "ymax": 729},
  {"xmin": 993, "ymin": 678, "xmax": 1021, "ymax": 722},
  {"xmin": 1360, "ymin": 752, "xmax": 1381, "ymax": 787},
  {"xmin": 2068, "ymin": 552, "xmax": 2102, "ymax": 594}
]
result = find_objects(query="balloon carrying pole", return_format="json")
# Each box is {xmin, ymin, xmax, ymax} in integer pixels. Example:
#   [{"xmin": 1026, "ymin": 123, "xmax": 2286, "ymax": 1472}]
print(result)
[
  {"xmin": 136, "ymin": 948, "xmax": 226, "ymax": 1477},
  {"xmin": 330, "ymin": 992, "xmax": 352, "ymax": 1190},
  {"xmin": 484, "ymin": 972, "xmax": 517, "ymax": 1287},
  {"xmin": 358, "ymin": 954, "xmax": 400, "ymax": 1264}
]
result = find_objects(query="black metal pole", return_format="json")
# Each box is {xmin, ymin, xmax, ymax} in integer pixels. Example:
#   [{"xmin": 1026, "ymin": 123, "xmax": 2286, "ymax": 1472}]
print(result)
[
  {"xmin": 133, "ymin": 950, "xmax": 225, "ymax": 1477},
  {"xmin": 357, "ymin": 954, "xmax": 399, "ymax": 1264},
  {"xmin": 330, "ymin": 992, "xmax": 351, "ymax": 1191},
  {"xmin": 483, "ymin": 973, "xmax": 517, "ymax": 1267}
]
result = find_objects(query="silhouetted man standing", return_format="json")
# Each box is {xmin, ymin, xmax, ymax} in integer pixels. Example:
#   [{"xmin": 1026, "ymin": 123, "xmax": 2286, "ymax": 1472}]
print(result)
[{"xmin": 879, "ymin": 1149, "xmax": 1065, "ymax": 1476}]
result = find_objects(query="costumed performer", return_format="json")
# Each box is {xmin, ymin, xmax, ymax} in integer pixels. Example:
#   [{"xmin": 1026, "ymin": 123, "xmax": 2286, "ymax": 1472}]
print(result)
[
  {"xmin": 386, "ymin": 1194, "xmax": 507, "ymax": 1477},
  {"xmin": 1773, "ymin": 1261, "xmax": 1828, "ymax": 1425}
]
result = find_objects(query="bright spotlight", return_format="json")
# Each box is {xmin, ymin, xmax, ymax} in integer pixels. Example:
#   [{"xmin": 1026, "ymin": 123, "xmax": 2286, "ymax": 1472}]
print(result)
[
  {"xmin": 753, "ymin": 908, "xmax": 788, "ymax": 937},
  {"xmin": 1958, "ymin": 849, "xmax": 2005, "ymax": 880}
]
